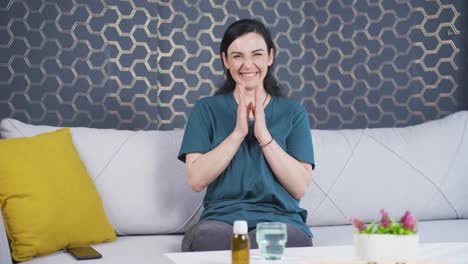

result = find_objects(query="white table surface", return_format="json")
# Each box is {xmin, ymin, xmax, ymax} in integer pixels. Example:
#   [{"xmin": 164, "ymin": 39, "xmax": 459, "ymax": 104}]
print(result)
[{"xmin": 164, "ymin": 243, "xmax": 468, "ymax": 264}]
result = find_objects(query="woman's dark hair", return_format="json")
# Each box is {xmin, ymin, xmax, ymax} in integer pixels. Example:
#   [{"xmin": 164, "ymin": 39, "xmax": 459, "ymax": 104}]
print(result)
[{"xmin": 215, "ymin": 19, "xmax": 283, "ymax": 96}]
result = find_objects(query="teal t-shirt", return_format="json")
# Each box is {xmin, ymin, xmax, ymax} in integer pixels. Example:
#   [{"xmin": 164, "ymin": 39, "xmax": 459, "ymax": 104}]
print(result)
[{"xmin": 178, "ymin": 92, "xmax": 315, "ymax": 237}]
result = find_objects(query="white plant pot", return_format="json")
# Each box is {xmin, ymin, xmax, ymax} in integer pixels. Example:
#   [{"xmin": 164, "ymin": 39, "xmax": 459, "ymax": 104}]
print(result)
[{"xmin": 354, "ymin": 233, "xmax": 419, "ymax": 262}]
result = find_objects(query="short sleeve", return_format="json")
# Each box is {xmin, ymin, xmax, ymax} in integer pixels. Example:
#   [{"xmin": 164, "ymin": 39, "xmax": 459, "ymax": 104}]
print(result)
[
  {"xmin": 285, "ymin": 104, "xmax": 315, "ymax": 169},
  {"xmin": 177, "ymin": 101, "xmax": 212, "ymax": 162}
]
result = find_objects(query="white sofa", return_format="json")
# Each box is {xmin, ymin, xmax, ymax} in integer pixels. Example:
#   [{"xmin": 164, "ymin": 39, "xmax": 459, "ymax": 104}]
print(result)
[{"xmin": 1, "ymin": 111, "xmax": 467, "ymax": 264}]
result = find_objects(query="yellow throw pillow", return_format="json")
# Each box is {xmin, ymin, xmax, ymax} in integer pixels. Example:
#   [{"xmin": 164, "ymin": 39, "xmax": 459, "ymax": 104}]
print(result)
[{"xmin": 0, "ymin": 128, "xmax": 116, "ymax": 261}]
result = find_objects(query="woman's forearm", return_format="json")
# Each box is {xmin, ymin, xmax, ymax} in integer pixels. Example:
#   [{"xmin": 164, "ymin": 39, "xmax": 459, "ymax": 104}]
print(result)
[
  {"xmin": 186, "ymin": 131, "xmax": 244, "ymax": 192},
  {"xmin": 261, "ymin": 139, "xmax": 313, "ymax": 199}
]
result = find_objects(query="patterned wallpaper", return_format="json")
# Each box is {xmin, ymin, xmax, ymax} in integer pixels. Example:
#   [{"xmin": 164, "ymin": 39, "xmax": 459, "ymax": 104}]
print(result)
[{"xmin": 0, "ymin": 0, "xmax": 466, "ymax": 130}]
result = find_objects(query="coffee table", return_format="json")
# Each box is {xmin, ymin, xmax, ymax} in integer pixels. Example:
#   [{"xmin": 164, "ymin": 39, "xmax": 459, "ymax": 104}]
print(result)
[{"xmin": 164, "ymin": 243, "xmax": 468, "ymax": 264}]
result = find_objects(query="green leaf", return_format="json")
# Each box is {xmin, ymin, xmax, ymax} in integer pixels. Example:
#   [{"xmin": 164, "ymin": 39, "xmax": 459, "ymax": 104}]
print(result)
[{"xmin": 364, "ymin": 221, "xmax": 376, "ymax": 234}]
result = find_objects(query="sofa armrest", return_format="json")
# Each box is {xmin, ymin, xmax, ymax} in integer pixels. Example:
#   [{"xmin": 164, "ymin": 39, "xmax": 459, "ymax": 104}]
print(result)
[{"xmin": 0, "ymin": 209, "xmax": 13, "ymax": 264}]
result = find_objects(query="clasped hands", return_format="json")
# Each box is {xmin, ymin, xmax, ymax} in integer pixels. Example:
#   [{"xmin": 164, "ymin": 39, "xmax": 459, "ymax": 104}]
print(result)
[{"xmin": 233, "ymin": 83, "xmax": 272, "ymax": 146}]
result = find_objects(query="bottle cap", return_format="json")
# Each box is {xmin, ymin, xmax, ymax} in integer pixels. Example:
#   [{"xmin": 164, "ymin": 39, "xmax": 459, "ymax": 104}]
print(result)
[{"xmin": 233, "ymin": 220, "xmax": 248, "ymax": 234}]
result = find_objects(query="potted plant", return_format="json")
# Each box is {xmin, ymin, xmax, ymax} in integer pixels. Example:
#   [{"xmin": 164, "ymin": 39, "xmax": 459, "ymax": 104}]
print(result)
[{"xmin": 350, "ymin": 209, "xmax": 419, "ymax": 262}]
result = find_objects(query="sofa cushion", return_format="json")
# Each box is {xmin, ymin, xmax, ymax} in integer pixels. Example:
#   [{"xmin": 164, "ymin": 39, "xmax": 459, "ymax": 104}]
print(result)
[
  {"xmin": 0, "ymin": 129, "xmax": 116, "ymax": 261},
  {"xmin": 22, "ymin": 219, "xmax": 468, "ymax": 264},
  {"xmin": 302, "ymin": 111, "xmax": 468, "ymax": 226},
  {"xmin": 0, "ymin": 119, "xmax": 205, "ymax": 235},
  {"xmin": 22, "ymin": 235, "xmax": 182, "ymax": 264}
]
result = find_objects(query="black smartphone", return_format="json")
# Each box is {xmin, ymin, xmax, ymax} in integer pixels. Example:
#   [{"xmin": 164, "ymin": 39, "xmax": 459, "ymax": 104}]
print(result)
[{"xmin": 67, "ymin": 246, "xmax": 102, "ymax": 260}]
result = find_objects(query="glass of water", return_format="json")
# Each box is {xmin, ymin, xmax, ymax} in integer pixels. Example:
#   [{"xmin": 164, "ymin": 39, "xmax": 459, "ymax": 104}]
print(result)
[{"xmin": 256, "ymin": 222, "xmax": 288, "ymax": 260}]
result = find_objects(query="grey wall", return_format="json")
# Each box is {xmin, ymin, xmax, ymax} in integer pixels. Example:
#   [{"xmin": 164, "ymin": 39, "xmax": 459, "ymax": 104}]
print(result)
[{"xmin": 0, "ymin": 0, "xmax": 466, "ymax": 130}]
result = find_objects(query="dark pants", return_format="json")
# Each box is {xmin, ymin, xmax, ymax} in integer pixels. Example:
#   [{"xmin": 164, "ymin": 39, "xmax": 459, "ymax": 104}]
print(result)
[{"xmin": 181, "ymin": 220, "xmax": 313, "ymax": 252}]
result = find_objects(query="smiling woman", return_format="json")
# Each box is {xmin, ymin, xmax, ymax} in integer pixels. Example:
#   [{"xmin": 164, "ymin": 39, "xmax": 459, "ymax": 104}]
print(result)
[
  {"xmin": 222, "ymin": 33, "xmax": 273, "ymax": 89},
  {"xmin": 222, "ymin": 32, "xmax": 273, "ymax": 119},
  {"xmin": 177, "ymin": 19, "xmax": 315, "ymax": 252}
]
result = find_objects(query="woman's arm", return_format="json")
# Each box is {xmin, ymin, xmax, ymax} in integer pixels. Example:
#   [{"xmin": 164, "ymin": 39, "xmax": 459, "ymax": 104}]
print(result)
[
  {"xmin": 252, "ymin": 87, "xmax": 313, "ymax": 199},
  {"xmin": 185, "ymin": 131, "xmax": 244, "ymax": 192},
  {"xmin": 185, "ymin": 86, "xmax": 252, "ymax": 192},
  {"xmin": 260, "ymin": 139, "xmax": 313, "ymax": 199}
]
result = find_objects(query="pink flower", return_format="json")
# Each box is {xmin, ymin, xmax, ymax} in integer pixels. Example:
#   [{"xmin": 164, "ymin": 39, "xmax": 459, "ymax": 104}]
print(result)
[
  {"xmin": 380, "ymin": 209, "xmax": 391, "ymax": 227},
  {"xmin": 349, "ymin": 217, "xmax": 367, "ymax": 231},
  {"xmin": 400, "ymin": 210, "xmax": 417, "ymax": 231}
]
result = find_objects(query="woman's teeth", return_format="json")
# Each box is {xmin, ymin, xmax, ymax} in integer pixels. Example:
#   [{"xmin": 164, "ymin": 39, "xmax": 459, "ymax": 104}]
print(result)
[{"xmin": 241, "ymin": 72, "xmax": 256, "ymax": 77}]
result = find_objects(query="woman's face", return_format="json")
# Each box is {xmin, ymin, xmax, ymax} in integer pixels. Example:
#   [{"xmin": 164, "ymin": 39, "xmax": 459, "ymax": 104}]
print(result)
[{"xmin": 222, "ymin": 32, "xmax": 274, "ymax": 89}]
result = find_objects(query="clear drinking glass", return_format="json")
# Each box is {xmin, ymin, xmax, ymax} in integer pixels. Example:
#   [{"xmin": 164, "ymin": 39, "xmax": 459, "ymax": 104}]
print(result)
[{"xmin": 256, "ymin": 222, "xmax": 288, "ymax": 260}]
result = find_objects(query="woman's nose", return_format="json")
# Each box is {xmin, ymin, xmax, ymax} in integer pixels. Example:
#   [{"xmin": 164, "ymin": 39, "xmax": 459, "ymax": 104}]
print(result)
[{"xmin": 242, "ymin": 57, "xmax": 254, "ymax": 68}]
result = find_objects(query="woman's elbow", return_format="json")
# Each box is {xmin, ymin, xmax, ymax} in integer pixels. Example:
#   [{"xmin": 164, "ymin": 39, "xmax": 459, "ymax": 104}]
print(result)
[
  {"xmin": 293, "ymin": 174, "xmax": 312, "ymax": 199},
  {"xmin": 292, "ymin": 189, "xmax": 306, "ymax": 200},
  {"xmin": 187, "ymin": 172, "xmax": 204, "ymax": 192},
  {"xmin": 190, "ymin": 181, "xmax": 204, "ymax": 192}
]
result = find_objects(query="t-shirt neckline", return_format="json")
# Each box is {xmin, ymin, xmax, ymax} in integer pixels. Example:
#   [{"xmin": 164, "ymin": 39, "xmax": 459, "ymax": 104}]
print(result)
[{"xmin": 228, "ymin": 91, "xmax": 274, "ymax": 114}]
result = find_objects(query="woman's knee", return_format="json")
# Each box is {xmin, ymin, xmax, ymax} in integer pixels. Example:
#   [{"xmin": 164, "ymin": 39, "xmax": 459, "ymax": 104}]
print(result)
[
  {"xmin": 285, "ymin": 224, "xmax": 313, "ymax": 247},
  {"xmin": 182, "ymin": 220, "xmax": 233, "ymax": 252}
]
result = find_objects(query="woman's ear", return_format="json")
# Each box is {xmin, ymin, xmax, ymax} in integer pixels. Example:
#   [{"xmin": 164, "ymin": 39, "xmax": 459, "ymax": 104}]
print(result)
[
  {"xmin": 268, "ymin": 48, "xmax": 274, "ymax": 66},
  {"xmin": 222, "ymin": 52, "xmax": 229, "ymax": 69}
]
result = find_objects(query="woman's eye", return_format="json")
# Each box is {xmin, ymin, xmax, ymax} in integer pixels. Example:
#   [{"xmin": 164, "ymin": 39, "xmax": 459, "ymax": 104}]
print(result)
[{"xmin": 254, "ymin": 53, "xmax": 262, "ymax": 56}]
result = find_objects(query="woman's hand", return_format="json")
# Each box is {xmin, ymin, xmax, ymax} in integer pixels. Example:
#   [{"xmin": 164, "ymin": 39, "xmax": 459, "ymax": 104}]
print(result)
[
  {"xmin": 252, "ymin": 84, "xmax": 272, "ymax": 145},
  {"xmin": 233, "ymin": 84, "xmax": 253, "ymax": 140}
]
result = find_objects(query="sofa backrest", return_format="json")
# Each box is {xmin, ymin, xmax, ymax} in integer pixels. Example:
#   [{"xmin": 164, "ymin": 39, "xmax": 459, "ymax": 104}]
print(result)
[
  {"xmin": 0, "ymin": 119, "xmax": 204, "ymax": 235},
  {"xmin": 1, "ymin": 111, "xmax": 467, "ymax": 234},
  {"xmin": 302, "ymin": 110, "xmax": 468, "ymax": 226}
]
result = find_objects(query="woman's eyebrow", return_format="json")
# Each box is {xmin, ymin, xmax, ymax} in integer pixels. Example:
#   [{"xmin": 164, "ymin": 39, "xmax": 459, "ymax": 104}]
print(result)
[{"xmin": 229, "ymin": 49, "xmax": 265, "ymax": 55}]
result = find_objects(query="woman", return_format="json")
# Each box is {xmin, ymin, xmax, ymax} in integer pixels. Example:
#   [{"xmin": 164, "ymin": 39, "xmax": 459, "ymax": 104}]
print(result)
[{"xmin": 178, "ymin": 18, "xmax": 315, "ymax": 252}]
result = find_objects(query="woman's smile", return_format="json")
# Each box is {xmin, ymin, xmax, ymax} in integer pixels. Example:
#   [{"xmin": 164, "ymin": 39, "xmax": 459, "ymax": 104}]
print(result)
[{"xmin": 240, "ymin": 71, "xmax": 258, "ymax": 79}]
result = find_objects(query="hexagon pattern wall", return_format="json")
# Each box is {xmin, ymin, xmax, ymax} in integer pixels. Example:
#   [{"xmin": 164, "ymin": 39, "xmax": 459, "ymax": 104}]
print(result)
[{"xmin": 0, "ymin": 0, "xmax": 466, "ymax": 130}]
